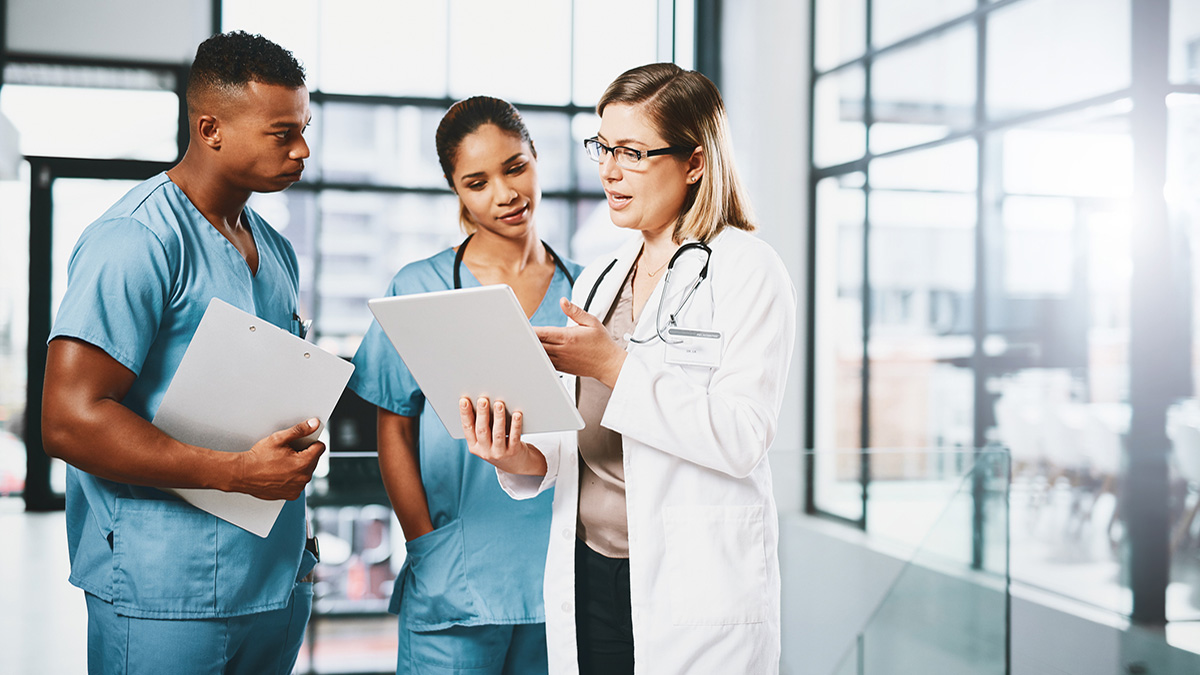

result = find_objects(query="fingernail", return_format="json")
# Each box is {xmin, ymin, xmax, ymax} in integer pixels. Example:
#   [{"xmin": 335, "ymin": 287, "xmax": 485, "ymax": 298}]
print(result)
[{"xmin": 307, "ymin": 418, "xmax": 319, "ymax": 428}]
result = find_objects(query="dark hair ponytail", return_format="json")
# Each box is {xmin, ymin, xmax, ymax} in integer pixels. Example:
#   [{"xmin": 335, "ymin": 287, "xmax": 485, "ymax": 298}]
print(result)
[{"xmin": 436, "ymin": 96, "xmax": 535, "ymax": 187}]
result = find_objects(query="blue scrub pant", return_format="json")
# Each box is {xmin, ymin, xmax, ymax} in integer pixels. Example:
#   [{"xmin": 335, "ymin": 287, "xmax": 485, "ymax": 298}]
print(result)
[
  {"xmin": 397, "ymin": 621, "xmax": 548, "ymax": 675},
  {"xmin": 84, "ymin": 582, "xmax": 312, "ymax": 675}
]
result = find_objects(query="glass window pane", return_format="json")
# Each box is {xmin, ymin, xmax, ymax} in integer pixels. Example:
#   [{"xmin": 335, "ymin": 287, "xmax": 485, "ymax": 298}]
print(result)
[
  {"xmin": 449, "ymin": 0, "xmax": 570, "ymax": 105},
  {"xmin": 865, "ymin": 143, "xmax": 976, "ymax": 453},
  {"xmin": 316, "ymin": 191, "xmax": 461, "ymax": 346},
  {"xmin": 813, "ymin": 66, "xmax": 866, "ymax": 168},
  {"xmin": 320, "ymin": 103, "xmax": 445, "ymax": 188},
  {"xmin": 0, "ymin": 165, "xmax": 30, "ymax": 498},
  {"xmin": 51, "ymin": 179, "xmax": 146, "ymax": 319},
  {"xmin": 1167, "ymin": 94, "xmax": 1200, "ymax": 620},
  {"xmin": 1001, "ymin": 102, "xmax": 1133, "ymax": 199},
  {"xmin": 222, "ymin": 0, "xmax": 321, "ymax": 90},
  {"xmin": 872, "ymin": 0, "xmax": 974, "ymax": 48},
  {"xmin": 870, "ymin": 24, "xmax": 976, "ymax": 154},
  {"xmin": 673, "ymin": 0, "xmax": 696, "ymax": 71},
  {"xmin": 1, "ymin": 86, "xmax": 177, "ymax": 162},
  {"xmin": 870, "ymin": 139, "xmax": 977, "ymax": 192},
  {"xmin": 573, "ymin": 0, "xmax": 658, "ymax": 106},
  {"xmin": 815, "ymin": 0, "xmax": 866, "ymax": 71},
  {"xmin": 536, "ymin": 198, "xmax": 572, "ymax": 257},
  {"xmin": 571, "ymin": 198, "xmax": 630, "ymax": 267},
  {"xmin": 572, "ymin": 113, "xmax": 603, "ymax": 192},
  {"xmin": 248, "ymin": 190, "xmax": 319, "ymax": 321},
  {"xmin": 990, "ymin": 109, "xmax": 1134, "ymax": 617},
  {"xmin": 987, "ymin": 0, "xmax": 1131, "ymax": 120},
  {"xmin": 813, "ymin": 173, "xmax": 867, "ymax": 522},
  {"xmin": 521, "ymin": 112, "xmax": 571, "ymax": 194},
  {"xmin": 319, "ymin": 0, "xmax": 448, "ymax": 97},
  {"xmin": 1170, "ymin": 0, "xmax": 1200, "ymax": 84}
]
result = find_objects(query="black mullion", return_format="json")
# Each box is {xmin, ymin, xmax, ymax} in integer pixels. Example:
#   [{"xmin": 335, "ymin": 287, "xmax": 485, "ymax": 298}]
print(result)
[
  {"xmin": 811, "ymin": 88, "xmax": 1132, "ymax": 181},
  {"xmin": 211, "ymin": 0, "xmax": 222, "ymax": 34},
  {"xmin": 815, "ymin": 0, "xmax": 1024, "ymax": 78},
  {"xmin": 311, "ymin": 91, "xmax": 593, "ymax": 117},
  {"xmin": 803, "ymin": 0, "xmax": 820, "ymax": 517},
  {"xmin": 0, "ymin": 0, "xmax": 8, "ymax": 86},
  {"xmin": 285, "ymin": 181, "xmax": 602, "ymax": 202},
  {"xmin": 566, "ymin": 0, "xmax": 579, "ymax": 258},
  {"xmin": 175, "ymin": 65, "xmax": 189, "ymax": 162},
  {"xmin": 24, "ymin": 161, "xmax": 55, "ymax": 511},
  {"xmin": 1127, "ymin": 0, "xmax": 1173, "ymax": 627},
  {"xmin": 970, "ymin": 0, "xmax": 989, "ymax": 578},
  {"xmin": 859, "ymin": 0, "xmax": 875, "ymax": 531},
  {"xmin": 5, "ymin": 51, "xmax": 182, "ymax": 73},
  {"xmin": 695, "ymin": 0, "xmax": 721, "ymax": 88}
]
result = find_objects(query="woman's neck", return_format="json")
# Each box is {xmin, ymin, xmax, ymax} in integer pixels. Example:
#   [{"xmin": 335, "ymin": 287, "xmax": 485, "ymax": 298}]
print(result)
[
  {"xmin": 464, "ymin": 227, "xmax": 546, "ymax": 274},
  {"xmin": 639, "ymin": 223, "xmax": 679, "ymax": 269}
]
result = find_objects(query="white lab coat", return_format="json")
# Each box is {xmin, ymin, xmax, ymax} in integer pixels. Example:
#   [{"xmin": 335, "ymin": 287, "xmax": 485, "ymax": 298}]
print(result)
[{"xmin": 499, "ymin": 227, "xmax": 796, "ymax": 675}]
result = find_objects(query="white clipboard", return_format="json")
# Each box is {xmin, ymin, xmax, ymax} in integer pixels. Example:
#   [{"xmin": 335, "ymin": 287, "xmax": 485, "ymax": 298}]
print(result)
[
  {"xmin": 152, "ymin": 298, "xmax": 354, "ymax": 538},
  {"xmin": 368, "ymin": 285, "xmax": 585, "ymax": 439}
]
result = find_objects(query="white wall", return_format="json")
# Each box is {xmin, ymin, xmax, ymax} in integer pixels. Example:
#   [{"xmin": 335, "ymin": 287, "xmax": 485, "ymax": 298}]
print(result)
[
  {"xmin": 6, "ymin": 0, "xmax": 211, "ymax": 63},
  {"xmin": 720, "ymin": 0, "xmax": 811, "ymax": 512}
]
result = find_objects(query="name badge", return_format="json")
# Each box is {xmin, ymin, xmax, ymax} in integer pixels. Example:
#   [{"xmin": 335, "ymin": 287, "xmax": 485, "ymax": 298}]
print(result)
[{"xmin": 663, "ymin": 328, "xmax": 722, "ymax": 368}]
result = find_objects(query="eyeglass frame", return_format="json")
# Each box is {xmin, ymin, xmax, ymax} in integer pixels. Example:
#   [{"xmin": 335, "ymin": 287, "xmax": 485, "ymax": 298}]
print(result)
[{"xmin": 583, "ymin": 137, "xmax": 692, "ymax": 169}]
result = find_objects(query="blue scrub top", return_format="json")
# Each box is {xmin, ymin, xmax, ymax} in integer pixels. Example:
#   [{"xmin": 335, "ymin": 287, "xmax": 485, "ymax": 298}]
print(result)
[
  {"xmin": 49, "ymin": 173, "xmax": 313, "ymax": 619},
  {"xmin": 350, "ymin": 246, "xmax": 581, "ymax": 631}
]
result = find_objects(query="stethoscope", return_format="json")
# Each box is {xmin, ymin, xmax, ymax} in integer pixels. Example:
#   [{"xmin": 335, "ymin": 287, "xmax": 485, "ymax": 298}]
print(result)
[
  {"xmin": 452, "ymin": 233, "xmax": 575, "ymax": 289},
  {"xmin": 583, "ymin": 241, "xmax": 712, "ymax": 345}
]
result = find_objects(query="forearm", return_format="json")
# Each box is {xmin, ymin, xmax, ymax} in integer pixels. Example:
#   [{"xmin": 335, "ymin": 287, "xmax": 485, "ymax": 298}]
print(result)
[
  {"xmin": 378, "ymin": 446, "xmax": 434, "ymax": 540},
  {"xmin": 43, "ymin": 396, "xmax": 240, "ymax": 491},
  {"xmin": 377, "ymin": 411, "xmax": 434, "ymax": 540}
]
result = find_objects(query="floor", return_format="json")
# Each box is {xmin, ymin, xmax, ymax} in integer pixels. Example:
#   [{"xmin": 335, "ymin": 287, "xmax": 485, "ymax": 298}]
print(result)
[
  {"xmin": 6, "ymin": 482, "xmax": 1200, "ymax": 675},
  {"xmin": 0, "ymin": 498, "xmax": 398, "ymax": 675}
]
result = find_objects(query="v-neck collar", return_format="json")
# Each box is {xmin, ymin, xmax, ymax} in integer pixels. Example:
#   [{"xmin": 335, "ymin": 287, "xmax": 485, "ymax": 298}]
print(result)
[{"xmin": 165, "ymin": 175, "xmax": 261, "ymax": 279}]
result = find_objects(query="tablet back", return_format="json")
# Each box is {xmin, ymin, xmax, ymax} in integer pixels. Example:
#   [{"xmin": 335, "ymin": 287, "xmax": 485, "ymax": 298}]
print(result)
[{"xmin": 368, "ymin": 284, "xmax": 584, "ymax": 439}]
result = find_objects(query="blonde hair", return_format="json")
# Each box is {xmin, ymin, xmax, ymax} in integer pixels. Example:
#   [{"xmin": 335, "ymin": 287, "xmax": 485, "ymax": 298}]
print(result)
[{"xmin": 597, "ymin": 63, "xmax": 755, "ymax": 243}]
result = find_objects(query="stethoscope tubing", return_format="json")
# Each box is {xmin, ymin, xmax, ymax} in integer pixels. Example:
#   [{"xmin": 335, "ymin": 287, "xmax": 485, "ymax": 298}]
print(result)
[
  {"xmin": 584, "ymin": 241, "xmax": 712, "ymax": 345},
  {"xmin": 452, "ymin": 233, "xmax": 575, "ymax": 290}
]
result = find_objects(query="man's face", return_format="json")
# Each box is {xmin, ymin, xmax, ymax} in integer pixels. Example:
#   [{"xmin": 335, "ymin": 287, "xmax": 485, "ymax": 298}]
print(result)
[{"xmin": 215, "ymin": 81, "xmax": 311, "ymax": 193}]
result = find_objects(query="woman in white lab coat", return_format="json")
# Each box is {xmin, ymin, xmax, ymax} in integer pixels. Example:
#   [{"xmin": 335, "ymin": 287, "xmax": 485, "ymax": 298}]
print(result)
[{"xmin": 460, "ymin": 63, "xmax": 796, "ymax": 675}]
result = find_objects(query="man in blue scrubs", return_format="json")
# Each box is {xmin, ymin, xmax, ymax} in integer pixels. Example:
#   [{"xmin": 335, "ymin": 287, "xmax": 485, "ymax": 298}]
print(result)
[{"xmin": 41, "ymin": 31, "xmax": 322, "ymax": 675}]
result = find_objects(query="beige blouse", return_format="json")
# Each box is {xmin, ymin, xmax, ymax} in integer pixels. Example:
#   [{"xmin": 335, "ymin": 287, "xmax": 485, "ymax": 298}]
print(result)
[{"xmin": 576, "ymin": 265, "xmax": 636, "ymax": 558}]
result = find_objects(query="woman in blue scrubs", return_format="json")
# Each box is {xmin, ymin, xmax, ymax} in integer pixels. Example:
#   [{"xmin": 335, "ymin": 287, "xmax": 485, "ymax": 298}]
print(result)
[{"xmin": 350, "ymin": 96, "xmax": 581, "ymax": 675}]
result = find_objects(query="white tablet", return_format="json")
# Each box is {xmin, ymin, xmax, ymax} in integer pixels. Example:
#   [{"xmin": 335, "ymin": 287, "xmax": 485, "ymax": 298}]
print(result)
[{"xmin": 368, "ymin": 284, "xmax": 585, "ymax": 439}]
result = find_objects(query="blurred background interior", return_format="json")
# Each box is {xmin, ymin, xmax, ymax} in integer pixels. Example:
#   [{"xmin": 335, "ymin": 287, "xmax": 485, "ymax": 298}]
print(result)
[{"xmin": 4, "ymin": 0, "xmax": 1200, "ymax": 673}]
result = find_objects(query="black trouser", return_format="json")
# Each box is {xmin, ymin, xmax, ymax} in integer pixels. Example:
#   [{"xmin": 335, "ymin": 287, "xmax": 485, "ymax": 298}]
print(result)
[{"xmin": 575, "ymin": 538, "xmax": 634, "ymax": 675}]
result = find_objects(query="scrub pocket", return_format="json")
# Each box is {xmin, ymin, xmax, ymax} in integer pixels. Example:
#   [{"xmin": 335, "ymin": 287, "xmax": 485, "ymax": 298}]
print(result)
[
  {"xmin": 662, "ymin": 505, "xmax": 767, "ymax": 625},
  {"xmin": 400, "ymin": 519, "xmax": 479, "ymax": 631},
  {"xmin": 111, "ymin": 496, "xmax": 219, "ymax": 616}
]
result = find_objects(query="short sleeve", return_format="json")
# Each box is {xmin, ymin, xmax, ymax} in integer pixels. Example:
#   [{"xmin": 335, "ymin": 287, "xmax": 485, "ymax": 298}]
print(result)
[
  {"xmin": 348, "ymin": 264, "xmax": 441, "ymax": 417},
  {"xmin": 349, "ymin": 316, "xmax": 424, "ymax": 416},
  {"xmin": 49, "ymin": 217, "xmax": 173, "ymax": 376}
]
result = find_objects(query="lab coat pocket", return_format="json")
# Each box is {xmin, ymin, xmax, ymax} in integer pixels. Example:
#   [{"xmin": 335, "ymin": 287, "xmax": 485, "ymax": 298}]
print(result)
[
  {"xmin": 401, "ymin": 519, "xmax": 479, "ymax": 631},
  {"xmin": 662, "ymin": 505, "xmax": 767, "ymax": 625},
  {"xmin": 111, "ymin": 497, "xmax": 218, "ymax": 616}
]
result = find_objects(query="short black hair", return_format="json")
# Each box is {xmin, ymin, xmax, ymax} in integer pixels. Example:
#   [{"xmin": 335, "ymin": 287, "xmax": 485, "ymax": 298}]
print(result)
[{"xmin": 187, "ymin": 30, "xmax": 305, "ymax": 111}]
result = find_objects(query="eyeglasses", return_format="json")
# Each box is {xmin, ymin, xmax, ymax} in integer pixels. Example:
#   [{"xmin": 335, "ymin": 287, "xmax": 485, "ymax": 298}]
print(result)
[{"xmin": 583, "ymin": 137, "xmax": 690, "ymax": 170}]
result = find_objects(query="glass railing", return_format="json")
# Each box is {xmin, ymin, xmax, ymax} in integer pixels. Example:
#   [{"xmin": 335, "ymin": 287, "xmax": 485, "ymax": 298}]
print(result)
[{"xmin": 824, "ymin": 448, "xmax": 1011, "ymax": 675}]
